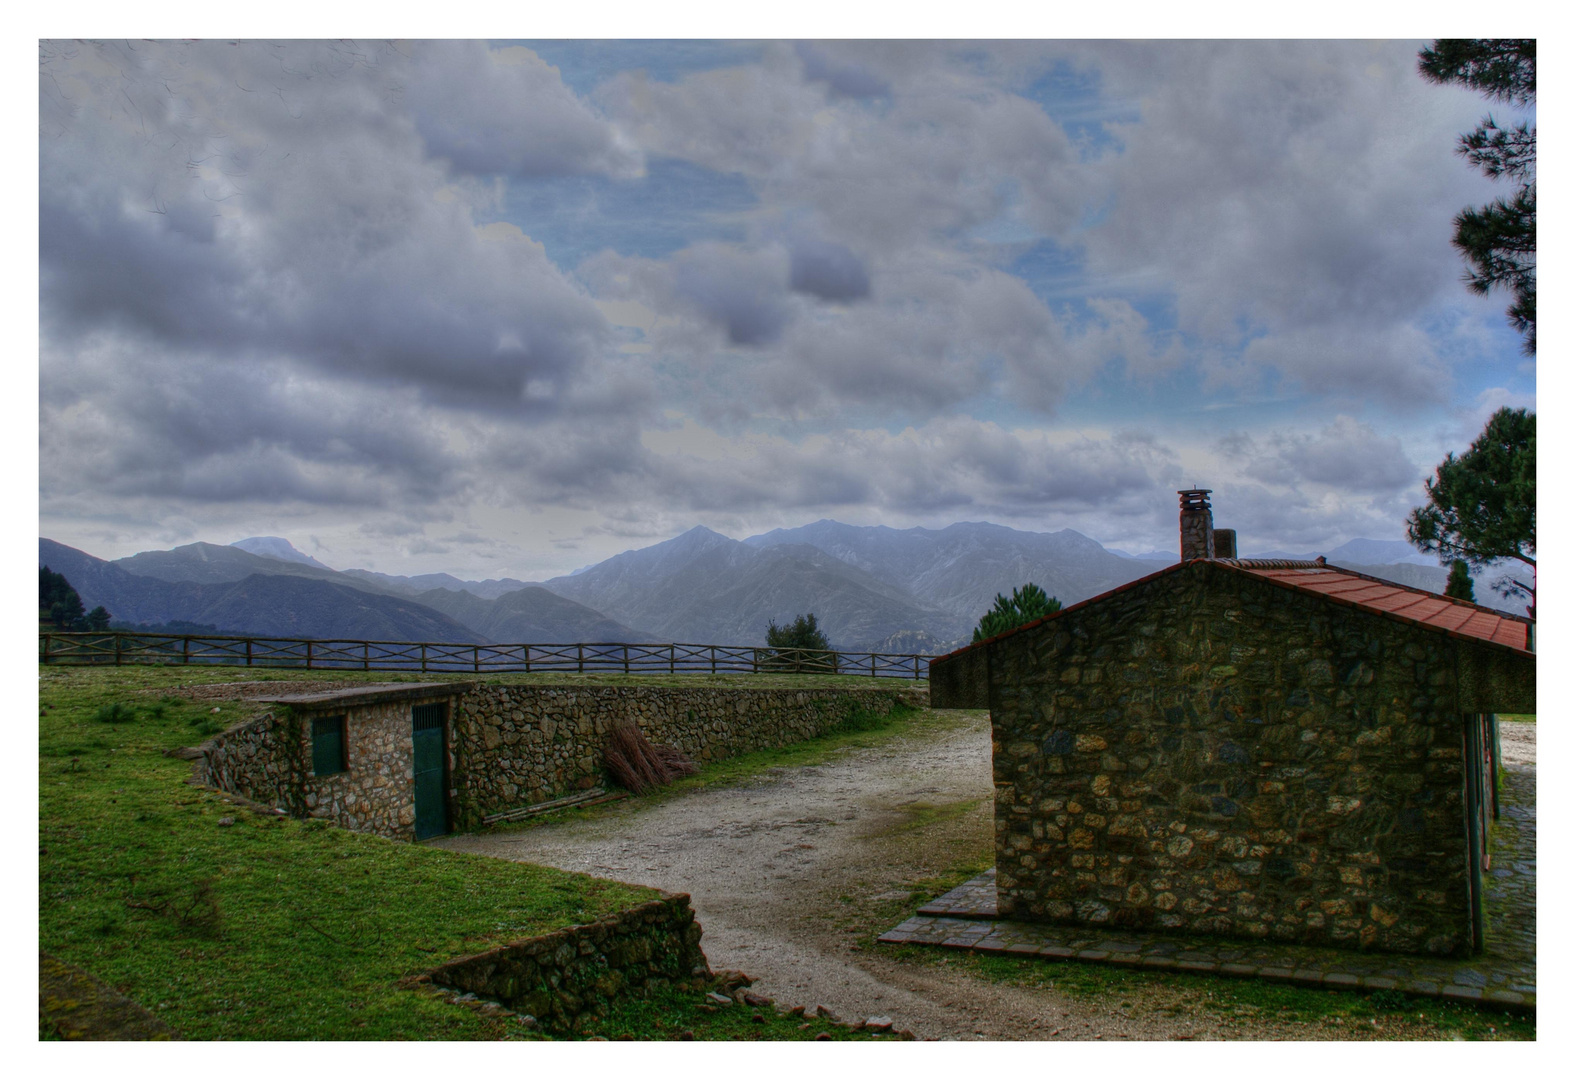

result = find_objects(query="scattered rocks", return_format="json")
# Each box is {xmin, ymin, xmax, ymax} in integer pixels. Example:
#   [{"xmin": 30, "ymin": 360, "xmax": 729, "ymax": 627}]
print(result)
[{"xmin": 705, "ymin": 992, "xmax": 733, "ymax": 1007}]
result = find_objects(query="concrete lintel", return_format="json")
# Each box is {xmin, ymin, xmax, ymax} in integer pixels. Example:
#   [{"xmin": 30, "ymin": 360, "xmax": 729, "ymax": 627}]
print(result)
[{"xmin": 249, "ymin": 681, "xmax": 475, "ymax": 711}]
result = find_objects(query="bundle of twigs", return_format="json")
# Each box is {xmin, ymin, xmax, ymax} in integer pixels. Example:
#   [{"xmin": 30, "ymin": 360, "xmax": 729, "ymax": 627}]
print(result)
[{"xmin": 603, "ymin": 723, "xmax": 698, "ymax": 795}]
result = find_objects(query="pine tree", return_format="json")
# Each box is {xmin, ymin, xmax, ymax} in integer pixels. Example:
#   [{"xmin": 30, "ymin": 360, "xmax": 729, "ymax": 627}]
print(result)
[
  {"xmin": 1407, "ymin": 407, "xmax": 1534, "ymax": 614},
  {"xmin": 1445, "ymin": 560, "xmax": 1476, "ymax": 603},
  {"xmin": 1418, "ymin": 40, "xmax": 1536, "ymax": 354},
  {"xmin": 972, "ymin": 583, "xmax": 1062, "ymax": 643},
  {"xmin": 39, "ymin": 566, "xmax": 96, "ymax": 630}
]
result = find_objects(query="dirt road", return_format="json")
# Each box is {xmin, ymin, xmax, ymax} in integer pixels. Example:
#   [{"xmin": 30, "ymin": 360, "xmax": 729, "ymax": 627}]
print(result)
[{"xmin": 435, "ymin": 713, "xmax": 1537, "ymax": 1040}]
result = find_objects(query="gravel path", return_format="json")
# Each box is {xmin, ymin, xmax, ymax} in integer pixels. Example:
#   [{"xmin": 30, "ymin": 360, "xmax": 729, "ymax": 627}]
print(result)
[
  {"xmin": 435, "ymin": 710, "xmax": 1469, "ymax": 1040},
  {"xmin": 1498, "ymin": 718, "xmax": 1535, "ymax": 768}
]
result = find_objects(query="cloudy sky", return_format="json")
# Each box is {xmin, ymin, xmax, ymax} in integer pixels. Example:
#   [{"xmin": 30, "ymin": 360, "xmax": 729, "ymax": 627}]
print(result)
[{"xmin": 37, "ymin": 35, "xmax": 1537, "ymax": 578}]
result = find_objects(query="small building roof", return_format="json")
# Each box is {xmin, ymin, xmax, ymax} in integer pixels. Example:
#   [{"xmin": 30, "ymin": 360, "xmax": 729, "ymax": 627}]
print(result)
[
  {"xmin": 1221, "ymin": 562, "xmax": 1531, "ymax": 653},
  {"xmin": 247, "ymin": 681, "xmax": 476, "ymax": 709},
  {"xmin": 937, "ymin": 558, "xmax": 1532, "ymax": 663}
]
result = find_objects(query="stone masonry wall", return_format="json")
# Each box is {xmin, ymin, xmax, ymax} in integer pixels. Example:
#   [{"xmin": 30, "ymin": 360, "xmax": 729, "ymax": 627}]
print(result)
[
  {"xmin": 990, "ymin": 561, "xmax": 1472, "ymax": 955},
  {"xmin": 198, "ymin": 690, "xmax": 460, "ymax": 841},
  {"xmin": 195, "ymin": 711, "xmax": 307, "ymax": 816},
  {"xmin": 198, "ymin": 683, "xmax": 919, "ymax": 841},
  {"xmin": 298, "ymin": 697, "xmax": 436, "ymax": 840},
  {"xmin": 451, "ymin": 684, "xmax": 920, "ymax": 830},
  {"xmin": 424, "ymin": 892, "xmax": 708, "ymax": 1032}
]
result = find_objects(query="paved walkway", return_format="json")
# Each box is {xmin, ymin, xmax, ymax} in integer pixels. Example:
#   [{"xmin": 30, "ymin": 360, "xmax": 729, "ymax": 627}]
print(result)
[{"xmin": 880, "ymin": 766, "xmax": 1535, "ymax": 1012}]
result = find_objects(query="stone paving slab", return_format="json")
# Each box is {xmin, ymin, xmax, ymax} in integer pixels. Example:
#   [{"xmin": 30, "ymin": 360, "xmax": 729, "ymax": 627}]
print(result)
[{"xmin": 885, "ymin": 764, "xmax": 1536, "ymax": 1014}]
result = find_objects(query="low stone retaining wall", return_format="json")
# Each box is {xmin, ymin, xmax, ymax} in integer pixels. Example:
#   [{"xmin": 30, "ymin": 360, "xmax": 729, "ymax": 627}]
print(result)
[
  {"xmin": 189, "ymin": 681, "xmax": 924, "ymax": 840},
  {"xmin": 450, "ymin": 684, "xmax": 923, "ymax": 830},
  {"xmin": 191, "ymin": 711, "xmax": 306, "ymax": 816},
  {"xmin": 423, "ymin": 892, "xmax": 708, "ymax": 1031}
]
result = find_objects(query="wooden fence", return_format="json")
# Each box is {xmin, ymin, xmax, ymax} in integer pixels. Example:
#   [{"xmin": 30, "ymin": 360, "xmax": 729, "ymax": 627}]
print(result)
[{"xmin": 37, "ymin": 631, "xmax": 936, "ymax": 679}]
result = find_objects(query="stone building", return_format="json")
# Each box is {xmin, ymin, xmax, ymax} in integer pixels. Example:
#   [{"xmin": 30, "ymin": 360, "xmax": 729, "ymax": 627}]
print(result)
[
  {"xmin": 198, "ymin": 681, "xmax": 918, "ymax": 843},
  {"xmin": 930, "ymin": 491, "xmax": 1533, "ymax": 956},
  {"xmin": 248, "ymin": 682, "xmax": 473, "ymax": 841}
]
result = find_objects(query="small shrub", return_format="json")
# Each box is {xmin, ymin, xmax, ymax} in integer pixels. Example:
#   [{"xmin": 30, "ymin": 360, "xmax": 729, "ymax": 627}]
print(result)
[
  {"xmin": 761, "ymin": 613, "xmax": 838, "ymax": 672},
  {"xmin": 1369, "ymin": 989, "xmax": 1412, "ymax": 1012},
  {"xmin": 93, "ymin": 702, "xmax": 137, "ymax": 725}
]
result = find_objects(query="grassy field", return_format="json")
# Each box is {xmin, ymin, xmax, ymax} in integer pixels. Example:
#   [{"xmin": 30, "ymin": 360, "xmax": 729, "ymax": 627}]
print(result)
[
  {"xmin": 36, "ymin": 664, "xmax": 893, "ymax": 1041},
  {"xmin": 40, "ymin": 663, "xmax": 1532, "ymax": 1041}
]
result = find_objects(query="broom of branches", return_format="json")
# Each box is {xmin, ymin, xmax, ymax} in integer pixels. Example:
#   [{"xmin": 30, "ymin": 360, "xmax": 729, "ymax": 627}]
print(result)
[{"xmin": 603, "ymin": 722, "xmax": 698, "ymax": 795}]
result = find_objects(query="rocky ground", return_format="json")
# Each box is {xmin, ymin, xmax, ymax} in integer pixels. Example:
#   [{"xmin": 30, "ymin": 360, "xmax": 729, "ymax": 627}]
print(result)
[{"xmin": 437, "ymin": 711, "xmax": 1538, "ymax": 1040}]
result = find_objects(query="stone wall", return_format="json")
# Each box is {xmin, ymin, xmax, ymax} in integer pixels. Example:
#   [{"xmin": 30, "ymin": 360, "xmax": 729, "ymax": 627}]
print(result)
[
  {"xmin": 989, "ymin": 561, "xmax": 1475, "ymax": 955},
  {"xmin": 196, "ymin": 685, "xmax": 463, "ymax": 841},
  {"xmin": 450, "ymin": 684, "xmax": 919, "ymax": 830},
  {"xmin": 196, "ymin": 682, "xmax": 920, "ymax": 841},
  {"xmin": 423, "ymin": 892, "xmax": 708, "ymax": 1032},
  {"xmin": 193, "ymin": 711, "xmax": 306, "ymax": 816},
  {"xmin": 300, "ymin": 698, "xmax": 422, "ymax": 838}
]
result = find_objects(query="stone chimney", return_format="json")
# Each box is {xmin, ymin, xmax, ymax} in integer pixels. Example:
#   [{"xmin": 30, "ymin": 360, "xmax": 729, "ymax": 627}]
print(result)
[
  {"xmin": 1213, "ymin": 528, "xmax": 1237, "ymax": 559},
  {"xmin": 1179, "ymin": 489, "xmax": 1214, "ymax": 561}
]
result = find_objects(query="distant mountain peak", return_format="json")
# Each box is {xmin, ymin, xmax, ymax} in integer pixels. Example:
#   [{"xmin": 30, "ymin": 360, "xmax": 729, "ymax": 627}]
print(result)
[{"xmin": 230, "ymin": 536, "xmax": 333, "ymax": 570}]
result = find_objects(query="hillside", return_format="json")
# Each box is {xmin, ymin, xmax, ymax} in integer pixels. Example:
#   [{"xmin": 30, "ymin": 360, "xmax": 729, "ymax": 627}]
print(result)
[
  {"xmin": 411, "ymin": 585, "xmax": 654, "ymax": 644},
  {"xmin": 40, "ymin": 539, "xmax": 479, "ymax": 643},
  {"xmin": 744, "ymin": 520, "xmax": 1170, "ymax": 621},
  {"xmin": 541, "ymin": 527, "xmax": 970, "ymax": 650}
]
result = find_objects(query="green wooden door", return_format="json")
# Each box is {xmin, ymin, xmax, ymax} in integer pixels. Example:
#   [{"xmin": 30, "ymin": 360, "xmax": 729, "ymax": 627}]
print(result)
[{"xmin": 412, "ymin": 702, "xmax": 448, "ymax": 840}]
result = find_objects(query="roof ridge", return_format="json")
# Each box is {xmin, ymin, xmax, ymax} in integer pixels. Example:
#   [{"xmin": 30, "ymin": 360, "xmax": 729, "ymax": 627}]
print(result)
[{"xmin": 1215, "ymin": 558, "xmax": 1327, "ymax": 570}]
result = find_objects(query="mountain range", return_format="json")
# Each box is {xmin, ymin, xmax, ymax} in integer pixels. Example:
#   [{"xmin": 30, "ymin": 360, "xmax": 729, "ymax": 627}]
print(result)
[{"xmin": 39, "ymin": 521, "xmax": 1523, "ymax": 653}]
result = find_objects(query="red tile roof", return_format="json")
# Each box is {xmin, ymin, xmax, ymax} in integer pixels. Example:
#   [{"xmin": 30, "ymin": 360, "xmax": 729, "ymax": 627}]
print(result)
[
  {"xmin": 1220, "ymin": 561, "xmax": 1532, "ymax": 653},
  {"xmin": 934, "ymin": 558, "xmax": 1533, "ymax": 662}
]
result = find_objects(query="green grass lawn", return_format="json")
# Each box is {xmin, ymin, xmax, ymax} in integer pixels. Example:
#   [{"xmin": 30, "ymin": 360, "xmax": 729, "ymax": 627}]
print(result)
[{"xmin": 37, "ymin": 664, "xmax": 892, "ymax": 1041}]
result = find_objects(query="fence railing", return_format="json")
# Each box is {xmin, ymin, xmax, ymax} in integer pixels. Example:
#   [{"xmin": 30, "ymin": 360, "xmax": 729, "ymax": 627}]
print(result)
[{"xmin": 38, "ymin": 631, "xmax": 936, "ymax": 679}]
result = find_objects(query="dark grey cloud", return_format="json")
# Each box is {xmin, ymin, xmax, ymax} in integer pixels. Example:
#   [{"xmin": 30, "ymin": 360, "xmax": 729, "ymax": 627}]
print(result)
[
  {"xmin": 1074, "ymin": 40, "xmax": 1525, "ymax": 404},
  {"xmin": 672, "ymin": 244, "xmax": 793, "ymax": 346},
  {"xmin": 41, "ymin": 343, "xmax": 460, "ymax": 507},
  {"xmin": 405, "ymin": 42, "xmax": 642, "ymax": 178},
  {"xmin": 1226, "ymin": 416, "xmax": 1418, "ymax": 495},
  {"xmin": 794, "ymin": 42, "xmax": 891, "ymax": 99},
  {"xmin": 39, "ymin": 40, "xmax": 620, "ymax": 410},
  {"xmin": 788, "ymin": 239, "xmax": 871, "ymax": 302}
]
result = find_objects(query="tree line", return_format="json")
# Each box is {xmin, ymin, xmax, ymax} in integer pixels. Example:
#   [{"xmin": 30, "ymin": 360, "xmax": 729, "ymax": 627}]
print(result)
[{"xmin": 39, "ymin": 567, "xmax": 111, "ymax": 631}]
